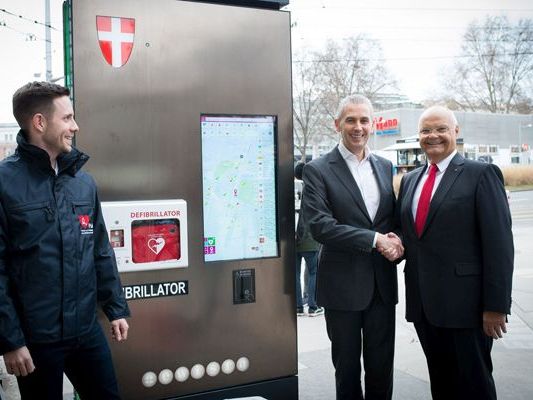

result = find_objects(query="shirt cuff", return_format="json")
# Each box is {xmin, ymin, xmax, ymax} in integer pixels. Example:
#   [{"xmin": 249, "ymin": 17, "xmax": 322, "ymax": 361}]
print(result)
[{"xmin": 372, "ymin": 232, "xmax": 378, "ymax": 248}]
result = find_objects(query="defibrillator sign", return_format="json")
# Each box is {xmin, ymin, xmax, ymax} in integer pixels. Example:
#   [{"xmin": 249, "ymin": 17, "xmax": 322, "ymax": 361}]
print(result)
[
  {"xmin": 102, "ymin": 200, "xmax": 189, "ymax": 272},
  {"xmin": 123, "ymin": 280, "xmax": 189, "ymax": 300}
]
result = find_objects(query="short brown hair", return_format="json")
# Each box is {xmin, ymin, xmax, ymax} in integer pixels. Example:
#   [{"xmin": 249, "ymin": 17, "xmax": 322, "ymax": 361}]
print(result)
[{"xmin": 12, "ymin": 81, "xmax": 70, "ymax": 131}]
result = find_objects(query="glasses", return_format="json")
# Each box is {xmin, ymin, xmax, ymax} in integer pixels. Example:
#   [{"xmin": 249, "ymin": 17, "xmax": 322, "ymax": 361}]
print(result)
[{"xmin": 419, "ymin": 127, "xmax": 450, "ymax": 135}]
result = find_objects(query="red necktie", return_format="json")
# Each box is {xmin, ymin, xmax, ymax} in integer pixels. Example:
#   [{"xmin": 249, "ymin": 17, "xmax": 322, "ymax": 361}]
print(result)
[{"xmin": 415, "ymin": 163, "xmax": 438, "ymax": 237}]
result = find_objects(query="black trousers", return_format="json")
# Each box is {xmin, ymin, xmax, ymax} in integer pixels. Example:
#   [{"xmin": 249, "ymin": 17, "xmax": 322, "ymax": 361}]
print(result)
[
  {"xmin": 16, "ymin": 323, "xmax": 121, "ymax": 400},
  {"xmin": 325, "ymin": 291, "xmax": 395, "ymax": 400},
  {"xmin": 414, "ymin": 315, "xmax": 496, "ymax": 400}
]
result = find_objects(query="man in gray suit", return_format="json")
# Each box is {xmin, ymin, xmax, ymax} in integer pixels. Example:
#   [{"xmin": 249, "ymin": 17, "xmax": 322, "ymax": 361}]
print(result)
[{"xmin": 302, "ymin": 94, "xmax": 402, "ymax": 400}]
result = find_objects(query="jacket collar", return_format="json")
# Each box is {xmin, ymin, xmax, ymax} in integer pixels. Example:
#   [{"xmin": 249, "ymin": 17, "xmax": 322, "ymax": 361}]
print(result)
[
  {"xmin": 326, "ymin": 146, "xmax": 381, "ymax": 224},
  {"xmin": 15, "ymin": 130, "xmax": 89, "ymax": 176},
  {"xmin": 337, "ymin": 141, "xmax": 372, "ymax": 164},
  {"xmin": 412, "ymin": 152, "xmax": 465, "ymax": 238}
]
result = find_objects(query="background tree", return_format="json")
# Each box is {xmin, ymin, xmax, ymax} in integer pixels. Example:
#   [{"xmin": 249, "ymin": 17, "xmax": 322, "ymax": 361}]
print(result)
[
  {"xmin": 439, "ymin": 16, "xmax": 533, "ymax": 113},
  {"xmin": 292, "ymin": 49, "xmax": 323, "ymax": 162},
  {"xmin": 317, "ymin": 36, "xmax": 397, "ymax": 138},
  {"xmin": 292, "ymin": 35, "xmax": 397, "ymax": 160}
]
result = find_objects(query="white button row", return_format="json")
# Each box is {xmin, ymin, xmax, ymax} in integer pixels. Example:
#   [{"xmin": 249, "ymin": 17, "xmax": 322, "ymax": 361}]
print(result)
[{"xmin": 142, "ymin": 357, "xmax": 250, "ymax": 388}]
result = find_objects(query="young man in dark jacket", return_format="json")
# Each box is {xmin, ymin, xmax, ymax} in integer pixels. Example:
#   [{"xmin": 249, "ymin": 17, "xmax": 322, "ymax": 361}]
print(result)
[{"xmin": 0, "ymin": 82, "xmax": 130, "ymax": 399}]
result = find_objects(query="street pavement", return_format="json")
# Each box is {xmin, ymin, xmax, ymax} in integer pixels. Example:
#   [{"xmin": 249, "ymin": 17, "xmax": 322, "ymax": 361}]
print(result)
[{"xmin": 297, "ymin": 190, "xmax": 533, "ymax": 400}]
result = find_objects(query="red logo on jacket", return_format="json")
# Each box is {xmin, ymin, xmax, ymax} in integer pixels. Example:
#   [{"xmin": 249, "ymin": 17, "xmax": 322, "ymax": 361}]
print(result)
[
  {"xmin": 78, "ymin": 214, "xmax": 94, "ymax": 235},
  {"xmin": 78, "ymin": 215, "xmax": 94, "ymax": 235},
  {"xmin": 78, "ymin": 215, "xmax": 91, "ymax": 229}
]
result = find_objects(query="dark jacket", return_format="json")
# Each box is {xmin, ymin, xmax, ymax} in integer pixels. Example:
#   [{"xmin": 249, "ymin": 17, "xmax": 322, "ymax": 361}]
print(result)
[
  {"xmin": 302, "ymin": 147, "xmax": 398, "ymax": 311},
  {"xmin": 397, "ymin": 154, "xmax": 513, "ymax": 328},
  {"xmin": 296, "ymin": 188, "xmax": 320, "ymax": 253},
  {"xmin": 0, "ymin": 132, "xmax": 130, "ymax": 353}
]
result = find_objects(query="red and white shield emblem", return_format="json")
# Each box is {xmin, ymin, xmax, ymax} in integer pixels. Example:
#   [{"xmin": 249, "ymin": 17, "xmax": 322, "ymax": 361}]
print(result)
[{"xmin": 96, "ymin": 16, "xmax": 135, "ymax": 68}]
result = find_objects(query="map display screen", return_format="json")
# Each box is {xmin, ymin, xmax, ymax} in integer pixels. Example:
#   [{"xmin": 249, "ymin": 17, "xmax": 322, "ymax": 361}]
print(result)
[{"xmin": 201, "ymin": 114, "xmax": 278, "ymax": 262}]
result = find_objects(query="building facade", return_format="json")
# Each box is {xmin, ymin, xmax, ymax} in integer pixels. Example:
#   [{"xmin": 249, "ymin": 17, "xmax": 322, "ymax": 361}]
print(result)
[
  {"xmin": 0, "ymin": 123, "xmax": 19, "ymax": 161},
  {"xmin": 306, "ymin": 109, "xmax": 533, "ymax": 167},
  {"xmin": 373, "ymin": 109, "xmax": 533, "ymax": 167}
]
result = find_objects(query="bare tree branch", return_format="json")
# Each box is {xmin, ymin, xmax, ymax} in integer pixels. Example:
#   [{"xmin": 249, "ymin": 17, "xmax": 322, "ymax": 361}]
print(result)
[
  {"xmin": 438, "ymin": 16, "xmax": 533, "ymax": 114},
  {"xmin": 292, "ymin": 35, "xmax": 397, "ymax": 159}
]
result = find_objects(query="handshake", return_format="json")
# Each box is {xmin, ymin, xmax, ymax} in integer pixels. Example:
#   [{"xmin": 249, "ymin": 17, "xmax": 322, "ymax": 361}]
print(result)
[{"xmin": 376, "ymin": 232, "xmax": 404, "ymax": 262}]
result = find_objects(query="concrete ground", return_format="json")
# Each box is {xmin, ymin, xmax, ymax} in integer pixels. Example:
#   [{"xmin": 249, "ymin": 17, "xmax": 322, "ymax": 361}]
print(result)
[{"xmin": 297, "ymin": 190, "xmax": 533, "ymax": 399}]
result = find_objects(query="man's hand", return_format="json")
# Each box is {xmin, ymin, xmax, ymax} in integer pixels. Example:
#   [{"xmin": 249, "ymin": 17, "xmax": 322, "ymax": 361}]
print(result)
[
  {"xmin": 111, "ymin": 318, "xmax": 129, "ymax": 342},
  {"xmin": 3, "ymin": 346, "xmax": 35, "ymax": 377},
  {"xmin": 377, "ymin": 232, "xmax": 404, "ymax": 261},
  {"xmin": 483, "ymin": 311, "xmax": 507, "ymax": 339}
]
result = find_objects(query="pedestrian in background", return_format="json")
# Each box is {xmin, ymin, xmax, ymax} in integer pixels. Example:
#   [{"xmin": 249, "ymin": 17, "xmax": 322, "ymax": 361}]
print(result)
[{"xmin": 295, "ymin": 161, "xmax": 323, "ymax": 317}]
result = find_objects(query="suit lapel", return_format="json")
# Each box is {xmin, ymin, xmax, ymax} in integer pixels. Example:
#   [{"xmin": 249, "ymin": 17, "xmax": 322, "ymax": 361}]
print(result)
[
  {"xmin": 368, "ymin": 154, "xmax": 388, "ymax": 224},
  {"xmin": 404, "ymin": 166, "xmax": 426, "ymax": 236},
  {"xmin": 420, "ymin": 153, "xmax": 465, "ymax": 237},
  {"xmin": 328, "ymin": 147, "xmax": 372, "ymax": 224}
]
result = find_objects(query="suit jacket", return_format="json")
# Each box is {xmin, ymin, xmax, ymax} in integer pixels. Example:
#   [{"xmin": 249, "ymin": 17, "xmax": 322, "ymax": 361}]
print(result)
[
  {"xmin": 397, "ymin": 153, "xmax": 514, "ymax": 328},
  {"xmin": 302, "ymin": 146, "xmax": 398, "ymax": 311}
]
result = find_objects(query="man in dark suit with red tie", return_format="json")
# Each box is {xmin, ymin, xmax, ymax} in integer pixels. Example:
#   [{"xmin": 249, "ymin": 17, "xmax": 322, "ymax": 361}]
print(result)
[
  {"xmin": 397, "ymin": 106, "xmax": 514, "ymax": 400},
  {"xmin": 302, "ymin": 94, "xmax": 403, "ymax": 400}
]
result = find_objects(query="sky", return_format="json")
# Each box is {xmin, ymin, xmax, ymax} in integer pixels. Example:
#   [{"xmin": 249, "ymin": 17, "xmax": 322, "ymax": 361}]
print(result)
[
  {"xmin": 286, "ymin": 0, "xmax": 532, "ymax": 101},
  {"xmin": 1, "ymin": 0, "xmax": 532, "ymax": 122}
]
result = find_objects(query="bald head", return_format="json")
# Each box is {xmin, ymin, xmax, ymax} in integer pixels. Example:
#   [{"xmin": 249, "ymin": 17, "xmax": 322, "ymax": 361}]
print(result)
[
  {"xmin": 418, "ymin": 106, "xmax": 457, "ymax": 131},
  {"xmin": 418, "ymin": 106, "xmax": 459, "ymax": 164}
]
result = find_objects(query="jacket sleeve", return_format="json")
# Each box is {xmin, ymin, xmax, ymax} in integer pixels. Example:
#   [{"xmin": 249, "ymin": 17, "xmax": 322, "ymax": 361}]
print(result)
[
  {"xmin": 476, "ymin": 164, "xmax": 514, "ymax": 314},
  {"xmin": 92, "ymin": 189, "xmax": 131, "ymax": 321},
  {"xmin": 0, "ymin": 200, "xmax": 26, "ymax": 354},
  {"xmin": 302, "ymin": 161, "xmax": 375, "ymax": 253}
]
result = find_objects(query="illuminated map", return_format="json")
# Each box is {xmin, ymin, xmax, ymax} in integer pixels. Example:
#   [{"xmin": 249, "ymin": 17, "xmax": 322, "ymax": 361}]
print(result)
[{"xmin": 202, "ymin": 115, "xmax": 278, "ymax": 262}]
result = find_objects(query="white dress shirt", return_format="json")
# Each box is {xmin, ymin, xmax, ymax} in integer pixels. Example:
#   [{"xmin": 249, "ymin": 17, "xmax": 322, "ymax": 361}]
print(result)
[
  {"xmin": 411, "ymin": 149, "xmax": 457, "ymax": 219},
  {"xmin": 338, "ymin": 141, "xmax": 381, "ymax": 221},
  {"xmin": 338, "ymin": 141, "xmax": 381, "ymax": 247}
]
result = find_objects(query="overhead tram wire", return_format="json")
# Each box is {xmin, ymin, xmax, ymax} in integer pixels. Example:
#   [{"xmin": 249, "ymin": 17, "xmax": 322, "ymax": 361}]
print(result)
[
  {"xmin": 292, "ymin": 52, "xmax": 533, "ymax": 63},
  {"xmin": 0, "ymin": 21, "xmax": 51, "ymax": 43},
  {"xmin": 0, "ymin": 7, "xmax": 58, "ymax": 30},
  {"xmin": 285, "ymin": 4, "xmax": 533, "ymax": 13},
  {"xmin": 290, "ymin": 25, "xmax": 533, "ymax": 32},
  {"xmin": 291, "ymin": 35, "xmax": 533, "ymax": 43}
]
